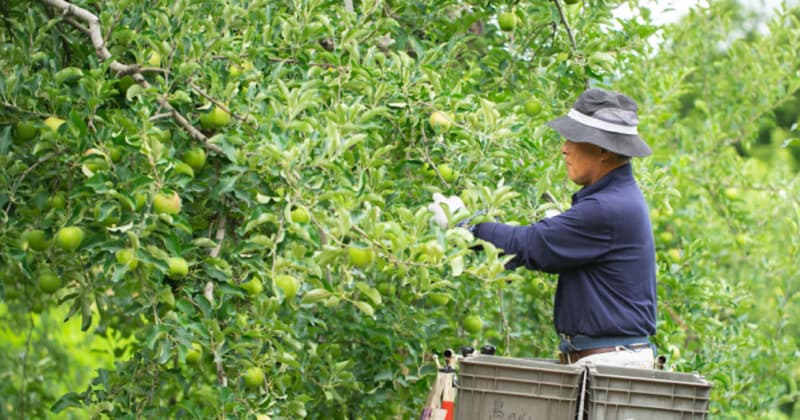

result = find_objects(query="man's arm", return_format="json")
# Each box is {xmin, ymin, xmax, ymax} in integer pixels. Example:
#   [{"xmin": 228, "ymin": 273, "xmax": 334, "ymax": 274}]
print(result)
[{"xmin": 471, "ymin": 199, "xmax": 613, "ymax": 272}]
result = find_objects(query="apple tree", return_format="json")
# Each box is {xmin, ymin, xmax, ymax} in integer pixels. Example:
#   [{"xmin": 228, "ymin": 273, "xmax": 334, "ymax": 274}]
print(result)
[{"xmin": 3, "ymin": 0, "xmax": 800, "ymax": 418}]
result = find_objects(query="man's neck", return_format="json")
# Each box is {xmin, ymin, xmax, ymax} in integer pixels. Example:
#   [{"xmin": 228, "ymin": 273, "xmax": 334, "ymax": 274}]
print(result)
[{"xmin": 587, "ymin": 161, "xmax": 628, "ymax": 186}]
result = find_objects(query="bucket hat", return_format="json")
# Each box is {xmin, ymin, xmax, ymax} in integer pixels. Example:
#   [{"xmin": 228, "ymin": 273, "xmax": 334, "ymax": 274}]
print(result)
[{"xmin": 546, "ymin": 88, "xmax": 652, "ymax": 157}]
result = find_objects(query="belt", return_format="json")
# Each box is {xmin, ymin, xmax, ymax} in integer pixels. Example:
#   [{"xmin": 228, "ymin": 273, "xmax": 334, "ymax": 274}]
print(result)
[{"xmin": 558, "ymin": 343, "xmax": 650, "ymax": 364}]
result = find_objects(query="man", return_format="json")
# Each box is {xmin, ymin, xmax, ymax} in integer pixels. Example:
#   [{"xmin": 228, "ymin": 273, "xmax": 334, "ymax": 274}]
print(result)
[{"xmin": 468, "ymin": 88, "xmax": 657, "ymax": 368}]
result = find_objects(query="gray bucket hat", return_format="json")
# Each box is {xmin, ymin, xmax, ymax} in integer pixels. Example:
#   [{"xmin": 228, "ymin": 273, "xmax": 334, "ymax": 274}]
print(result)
[{"xmin": 546, "ymin": 88, "xmax": 652, "ymax": 157}]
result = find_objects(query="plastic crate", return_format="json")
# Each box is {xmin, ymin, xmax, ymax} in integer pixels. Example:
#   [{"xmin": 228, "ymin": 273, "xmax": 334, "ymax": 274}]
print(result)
[
  {"xmin": 586, "ymin": 364, "xmax": 712, "ymax": 420},
  {"xmin": 455, "ymin": 355, "xmax": 585, "ymax": 420}
]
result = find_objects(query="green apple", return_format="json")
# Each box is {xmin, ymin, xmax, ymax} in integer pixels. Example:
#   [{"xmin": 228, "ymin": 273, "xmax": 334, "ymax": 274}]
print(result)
[
  {"xmin": 200, "ymin": 106, "xmax": 231, "ymax": 130},
  {"xmin": 241, "ymin": 277, "xmax": 264, "ymax": 296},
  {"xmin": 147, "ymin": 50, "xmax": 161, "ymax": 67},
  {"xmin": 116, "ymin": 248, "xmax": 138, "ymax": 269},
  {"xmin": 134, "ymin": 193, "xmax": 147, "ymax": 211},
  {"xmin": 243, "ymin": 366, "xmax": 264, "ymax": 389},
  {"xmin": 735, "ymin": 233, "xmax": 749, "ymax": 246},
  {"xmin": 159, "ymin": 288, "xmax": 176, "ymax": 309},
  {"xmin": 56, "ymin": 226, "xmax": 84, "ymax": 251},
  {"xmin": 182, "ymin": 147, "xmax": 207, "ymax": 170},
  {"xmin": 724, "ymin": 187, "xmax": 740, "ymax": 200},
  {"xmin": 84, "ymin": 157, "xmax": 109, "ymax": 172},
  {"xmin": 186, "ymin": 342, "xmax": 202, "ymax": 364},
  {"xmin": 167, "ymin": 257, "xmax": 189, "ymax": 278},
  {"xmin": 348, "ymin": 245, "xmax": 374, "ymax": 268},
  {"xmin": 290, "ymin": 206, "xmax": 310, "ymax": 224},
  {"xmin": 498, "ymin": 12, "xmax": 516, "ymax": 32},
  {"xmin": 117, "ymin": 75, "xmax": 136, "ymax": 95},
  {"xmin": 13, "ymin": 121, "xmax": 38, "ymax": 142},
  {"xmin": 428, "ymin": 292, "xmax": 451, "ymax": 306},
  {"xmin": 429, "ymin": 111, "xmax": 452, "ymax": 132},
  {"xmin": 274, "ymin": 274, "xmax": 299, "ymax": 300},
  {"xmin": 38, "ymin": 272, "xmax": 62, "ymax": 294},
  {"xmin": 48, "ymin": 192, "xmax": 66, "ymax": 209},
  {"xmin": 376, "ymin": 282, "xmax": 396, "ymax": 297},
  {"xmin": 108, "ymin": 146, "xmax": 123, "ymax": 162},
  {"xmin": 463, "ymin": 315, "xmax": 483, "ymax": 334},
  {"xmin": 153, "ymin": 191, "xmax": 181, "ymax": 215},
  {"xmin": 524, "ymin": 99, "xmax": 542, "ymax": 116},
  {"xmin": 437, "ymin": 164, "xmax": 456, "ymax": 183},
  {"xmin": 229, "ymin": 61, "xmax": 254, "ymax": 78},
  {"xmin": 24, "ymin": 229, "xmax": 49, "ymax": 252}
]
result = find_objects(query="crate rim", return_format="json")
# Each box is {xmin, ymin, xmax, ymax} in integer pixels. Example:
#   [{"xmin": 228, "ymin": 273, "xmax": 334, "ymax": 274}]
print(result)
[{"xmin": 588, "ymin": 367, "xmax": 712, "ymax": 390}]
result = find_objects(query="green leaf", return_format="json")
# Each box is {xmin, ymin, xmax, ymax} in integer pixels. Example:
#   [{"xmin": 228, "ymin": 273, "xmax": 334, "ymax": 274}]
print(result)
[
  {"xmin": 126, "ymin": 84, "xmax": 144, "ymax": 101},
  {"xmin": 51, "ymin": 392, "xmax": 83, "ymax": 413},
  {"xmin": 355, "ymin": 281, "xmax": 381, "ymax": 305},
  {"xmin": 450, "ymin": 254, "xmax": 464, "ymax": 277},
  {"xmin": 352, "ymin": 300, "xmax": 374, "ymax": 317},
  {"xmin": 301, "ymin": 288, "xmax": 331, "ymax": 304}
]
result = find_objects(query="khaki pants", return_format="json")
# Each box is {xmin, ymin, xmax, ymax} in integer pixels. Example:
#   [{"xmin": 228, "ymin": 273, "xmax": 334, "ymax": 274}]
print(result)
[{"xmin": 569, "ymin": 346, "xmax": 655, "ymax": 369}]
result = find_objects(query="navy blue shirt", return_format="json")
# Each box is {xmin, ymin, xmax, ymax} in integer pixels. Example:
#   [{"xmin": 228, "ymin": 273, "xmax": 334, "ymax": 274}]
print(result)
[{"xmin": 472, "ymin": 164, "xmax": 656, "ymax": 338}]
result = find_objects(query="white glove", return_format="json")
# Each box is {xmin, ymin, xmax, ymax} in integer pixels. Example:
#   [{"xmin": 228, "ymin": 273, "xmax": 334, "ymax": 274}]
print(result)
[
  {"xmin": 428, "ymin": 193, "xmax": 467, "ymax": 229},
  {"xmin": 544, "ymin": 209, "xmax": 562, "ymax": 218}
]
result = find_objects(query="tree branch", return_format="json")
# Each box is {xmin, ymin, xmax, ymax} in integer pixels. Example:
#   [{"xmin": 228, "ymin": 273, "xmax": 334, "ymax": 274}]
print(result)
[
  {"xmin": 552, "ymin": 0, "xmax": 577, "ymax": 52},
  {"xmin": 189, "ymin": 82, "xmax": 255, "ymax": 127},
  {"xmin": 552, "ymin": 0, "xmax": 588, "ymax": 89},
  {"xmin": 5, "ymin": 152, "xmax": 59, "ymax": 214},
  {"xmin": 38, "ymin": 0, "xmax": 223, "ymax": 155}
]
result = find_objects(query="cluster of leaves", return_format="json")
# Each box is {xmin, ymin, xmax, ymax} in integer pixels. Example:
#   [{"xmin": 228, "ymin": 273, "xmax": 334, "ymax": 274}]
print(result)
[
  {"xmin": 3, "ymin": 0, "xmax": 800, "ymax": 418},
  {"xmin": 1, "ymin": 0, "xmax": 649, "ymax": 417},
  {"xmin": 618, "ymin": 1, "xmax": 800, "ymax": 416}
]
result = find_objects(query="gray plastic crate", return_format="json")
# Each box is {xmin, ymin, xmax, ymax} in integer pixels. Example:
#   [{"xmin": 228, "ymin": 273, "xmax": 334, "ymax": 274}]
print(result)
[
  {"xmin": 455, "ymin": 355, "xmax": 585, "ymax": 420},
  {"xmin": 586, "ymin": 364, "xmax": 712, "ymax": 420}
]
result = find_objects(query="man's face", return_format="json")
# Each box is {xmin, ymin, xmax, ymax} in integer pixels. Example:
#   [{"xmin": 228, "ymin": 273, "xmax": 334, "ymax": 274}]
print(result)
[{"xmin": 561, "ymin": 140, "xmax": 605, "ymax": 186}]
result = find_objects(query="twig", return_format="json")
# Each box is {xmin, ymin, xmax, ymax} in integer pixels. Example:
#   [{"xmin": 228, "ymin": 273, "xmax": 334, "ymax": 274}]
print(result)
[
  {"xmin": 208, "ymin": 214, "xmax": 227, "ymax": 386},
  {"xmin": 39, "ymin": 0, "xmax": 223, "ymax": 155},
  {"xmin": 662, "ymin": 302, "xmax": 688, "ymax": 332},
  {"xmin": 661, "ymin": 301, "xmax": 699, "ymax": 348},
  {"xmin": 1, "ymin": 101, "xmax": 51, "ymax": 118},
  {"xmin": 203, "ymin": 214, "xmax": 226, "ymax": 309},
  {"xmin": 552, "ymin": 0, "xmax": 588, "ymax": 89},
  {"xmin": 268, "ymin": 56, "xmax": 339, "ymax": 70},
  {"xmin": 148, "ymin": 112, "xmax": 173, "ymax": 122},
  {"xmin": 102, "ymin": 9, "xmax": 123, "ymax": 45},
  {"xmin": 484, "ymin": 22, "xmax": 551, "ymax": 92},
  {"xmin": 18, "ymin": 314, "xmax": 35, "ymax": 418},
  {"xmin": 5, "ymin": 152, "xmax": 59, "ymax": 214},
  {"xmin": 552, "ymin": 0, "xmax": 577, "ymax": 52},
  {"xmin": 63, "ymin": 16, "xmax": 90, "ymax": 35},
  {"xmin": 351, "ymin": 224, "xmax": 433, "ymax": 268},
  {"xmin": 209, "ymin": 215, "xmax": 226, "ymax": 258},
  {"xmin": 417, "ymin": 119, "xmax": 451, "ymax": 186},
  {"xmin": 189, "ymin": 82, "xmax": 254, "ymax": 127}
]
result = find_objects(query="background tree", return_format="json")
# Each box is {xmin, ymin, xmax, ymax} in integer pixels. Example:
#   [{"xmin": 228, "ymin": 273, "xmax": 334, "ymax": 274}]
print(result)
[{"xmin": 1, "ymin": 0, "xmax": 800, "ymax": 418}]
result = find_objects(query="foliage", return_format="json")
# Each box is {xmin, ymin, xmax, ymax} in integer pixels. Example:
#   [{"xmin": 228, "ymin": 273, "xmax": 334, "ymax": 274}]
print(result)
[
  {"xmin": 618, "ymin": 0, "xmax": 800, "ymax": 416},
  {"xmin": 1, "ymin": 0, "xmax": 800, "ymax": 418}
]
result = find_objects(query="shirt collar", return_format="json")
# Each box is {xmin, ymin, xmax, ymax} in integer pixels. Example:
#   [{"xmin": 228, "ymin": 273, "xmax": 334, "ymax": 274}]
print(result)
[{"xmin": 572, "ymin": 163, "xmax": 633, "ymax": 202}]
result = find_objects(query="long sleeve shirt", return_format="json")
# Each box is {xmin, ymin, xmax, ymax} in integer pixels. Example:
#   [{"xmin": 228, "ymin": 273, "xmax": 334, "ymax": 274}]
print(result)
[{"xmin": 472, "ymin": 164, "xmax": 656, "ymax": 338}]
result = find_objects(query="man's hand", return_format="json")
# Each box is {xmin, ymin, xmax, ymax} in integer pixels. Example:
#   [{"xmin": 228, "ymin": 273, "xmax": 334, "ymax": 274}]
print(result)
[{"xmin": 428, "ymin": 193, "xmax": 467, "ymax": 229}]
